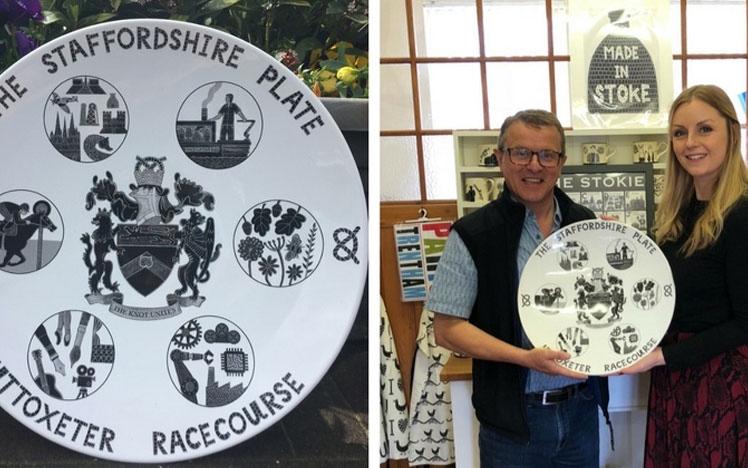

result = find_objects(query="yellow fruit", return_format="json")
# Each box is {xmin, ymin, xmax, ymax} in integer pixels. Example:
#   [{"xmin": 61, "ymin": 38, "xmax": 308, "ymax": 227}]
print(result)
[{"xmin": 336, "ymin": 66, "xmax": 359, "ymax": 85}]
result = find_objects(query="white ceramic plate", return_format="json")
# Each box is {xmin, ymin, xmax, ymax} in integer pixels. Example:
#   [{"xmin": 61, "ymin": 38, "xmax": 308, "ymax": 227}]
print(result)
[
  {"xmin": 0, "ymin": 19, "xmax": 367, "ymax": 462},
  {"xmin": 518, "ymin": 220, "xmax": 673, "ymax": 375}
]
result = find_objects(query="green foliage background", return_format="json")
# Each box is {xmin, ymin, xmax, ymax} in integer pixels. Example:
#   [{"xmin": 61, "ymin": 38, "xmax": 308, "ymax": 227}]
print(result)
[{"xmin": 1, "ymin": 0, "xmax": 368, "ymax": 96}]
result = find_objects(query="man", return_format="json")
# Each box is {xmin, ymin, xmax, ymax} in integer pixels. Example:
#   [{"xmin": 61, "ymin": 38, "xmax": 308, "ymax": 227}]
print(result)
[
  {"xmin": 209, "ymin": 93, "xmax": 249, "ymax": 141},
  {"xmin": 427, "ymin": 110, "xmax": 610, "ymax": 467},
  {"xmin": 0, "ymin": 201, "xmax": 29, "ymax": 235}
]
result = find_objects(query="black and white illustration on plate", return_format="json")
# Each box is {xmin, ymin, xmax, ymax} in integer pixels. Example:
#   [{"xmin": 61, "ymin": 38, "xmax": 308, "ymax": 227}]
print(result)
[
  {"xmin": 332, "ymin": 226, "xmax": 360, "ymax": 264},
  {"xmin": 574, "ymin": 267, "xmax": 625, "ymax": 328},
  {"xmin": 608, "ymin": 324, "xmax": 640, "ymax": 355},
  {"xmin": 533, "ymin": 283, "xmax": 566, "ymax": 315},
  {"xmin": 43, "ymin": 76, "xmax": 129, "ymax": 163},
  {"xmin": 167, "ymin": 316, "xmax": 255, "ymax": 407},
  {"xmin": 606, "ymin": 239, "xmax": 635, "ymax": 270},
  {"xmin": 27, "ymin": 310, "xmax": 115, "ymax": 400},
  {"xmin": 0, "ymin": 189, "xmax": 63, "ymax": 274},
  {"xmin": 556, "ymin": 327, "xmax": 589, "ymax": 358},
  {"xmin": 234, "ymin": 200, "xmax": 323, "ymax": 288},
  {"xmin": 82, "ymin": 157, "xmax": 221, "ymax": 320},
  {"xmin": 632, "ymin": 278, "xmax": 660, "ymax": 310},
  {"xmin": 176, "ymin": 81, "xmax": 263, "ymax": 169},
  {"xmin": 557, "ymin": 241, "xmax": 589, "ymax": 271}
]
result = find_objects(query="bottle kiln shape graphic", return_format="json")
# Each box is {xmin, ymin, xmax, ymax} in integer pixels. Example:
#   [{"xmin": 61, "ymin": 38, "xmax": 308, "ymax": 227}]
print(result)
[{"xmin": 587, "ymin": 9, "xmax": 659, "ymax": 113}]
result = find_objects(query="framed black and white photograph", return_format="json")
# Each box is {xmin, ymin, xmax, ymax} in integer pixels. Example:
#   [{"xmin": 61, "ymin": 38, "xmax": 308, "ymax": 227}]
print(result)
[{"xmin": 559, "ymin": 164, "xmax": 655, "ymax": 234}]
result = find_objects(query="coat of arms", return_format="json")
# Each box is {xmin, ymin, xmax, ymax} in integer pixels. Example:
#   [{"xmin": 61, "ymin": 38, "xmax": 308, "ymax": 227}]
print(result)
[
  {"xmin": 573, "ymin": 267, "xmax": 625, "ymax": 328},
  {"xmin": 82, "ymin": 157, "xmax": 221, "ymax": 320}
]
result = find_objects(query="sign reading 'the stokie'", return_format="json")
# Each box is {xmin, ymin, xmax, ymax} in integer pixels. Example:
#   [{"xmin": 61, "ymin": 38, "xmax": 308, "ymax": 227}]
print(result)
[{"xmin": 0, "ymin": 19, "xmax": 367, "ymax": 463}]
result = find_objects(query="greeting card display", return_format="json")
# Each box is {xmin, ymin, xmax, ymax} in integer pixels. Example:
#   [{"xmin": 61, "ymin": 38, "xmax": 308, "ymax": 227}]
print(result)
[
  {"xmin": 0, "ymin": 19, "xmax": 367, "ymax": 462},
  {"xmin": 518, "ymin": 220, "xmax": 674, "ymax": 375}
]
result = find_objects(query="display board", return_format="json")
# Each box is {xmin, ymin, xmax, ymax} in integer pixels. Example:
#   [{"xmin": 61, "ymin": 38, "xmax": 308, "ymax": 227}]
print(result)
[
  {"xmin": 0, "ymin": 19, "xmax": 367, "ymax": 462},
  {"xmin": 559, "ymin": 164, "xmax": 654, "ymax": 234}
]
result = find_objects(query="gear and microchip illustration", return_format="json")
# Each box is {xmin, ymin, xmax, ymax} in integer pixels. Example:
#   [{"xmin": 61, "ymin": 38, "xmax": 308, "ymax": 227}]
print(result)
[{"xmin": 167, "ymin": 316, "xmax": 254, "ymax": 407}]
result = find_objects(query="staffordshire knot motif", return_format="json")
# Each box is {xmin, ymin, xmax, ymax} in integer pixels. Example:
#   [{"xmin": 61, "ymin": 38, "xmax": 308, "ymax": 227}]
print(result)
[{"xmin": 82, "ymin": 157, "xmax": 221, "ymax": 320}]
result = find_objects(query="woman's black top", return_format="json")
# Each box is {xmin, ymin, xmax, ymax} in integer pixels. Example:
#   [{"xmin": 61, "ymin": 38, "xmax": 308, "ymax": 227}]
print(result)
[{"xmin": 660, "ymin": 196, "xmax": 748, "ymax": 369}]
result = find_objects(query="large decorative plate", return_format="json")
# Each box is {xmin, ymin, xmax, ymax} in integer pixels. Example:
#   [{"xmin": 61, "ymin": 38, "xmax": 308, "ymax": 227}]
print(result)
[
  {"xmin": 518, "ymin": 220, "xmax": 673, "ymax": 375},
  {"xmin": 0, "ymin": 19, "xmax": 367, "ymax": 462}
]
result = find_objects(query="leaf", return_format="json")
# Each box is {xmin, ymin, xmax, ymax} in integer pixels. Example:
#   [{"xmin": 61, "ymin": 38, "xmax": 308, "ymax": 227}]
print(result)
[
  {"xmin": 319, "ymin": 58, "xmax": 345, "ymax": 71},
  {"xmin": 241, "ymin": 216, "xmax": 252, "ymax": 235},
  {"xmin": 201, "ymin": 0, "xmax": 241, "ymax": 14},
  {"xmin": 41, "ymin": 10, "xmax": 62, "ymax": 25},
  {"xmin": 278, "ymin": 0, "xmax": 311, "ymax": 6},
  {"xmin": 66, "ymin": 3, "xmax": 79, "ymax": 24},
  {"xmin": 271, "ymin": 200, "xmax": 282, "ymax": 217},
  {"xmin": 251, "ymin": 206, "xmax": 272, "ymax": 237},
  {"xmin": 294, "ymin": 36, "xmax": 321, "ymax": 59},
  {"xmin": 326, "ymin": 3, "xmax": 344, "ymax": 15},
  {"xmin": 78, "ymin": 13, "xmax": 117, "ymax": 28},
  {"xmin": 275, "ymin": 208, "xmax": 306, "ymax": 236},
  {"xmin": 344, "ymin": 13, "xmax": 368, "ymax": 25}
]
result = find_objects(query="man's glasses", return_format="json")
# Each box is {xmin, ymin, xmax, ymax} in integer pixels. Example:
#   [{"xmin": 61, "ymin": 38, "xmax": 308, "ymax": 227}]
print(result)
[{"xmin": 504, "ymin": 147, "xmax": 563, "ymax": 168}]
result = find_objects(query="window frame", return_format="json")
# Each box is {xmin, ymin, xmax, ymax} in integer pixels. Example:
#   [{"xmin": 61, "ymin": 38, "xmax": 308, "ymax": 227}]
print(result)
[{"xmin": 380, "ymin": 0, "xmax": 748, "ymax": 204}]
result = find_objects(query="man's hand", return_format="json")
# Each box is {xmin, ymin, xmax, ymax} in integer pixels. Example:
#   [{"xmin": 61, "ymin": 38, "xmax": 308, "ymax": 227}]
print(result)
[{"xmin": 522, "ymin": 348, "xmax": 588, "ymax": 380}]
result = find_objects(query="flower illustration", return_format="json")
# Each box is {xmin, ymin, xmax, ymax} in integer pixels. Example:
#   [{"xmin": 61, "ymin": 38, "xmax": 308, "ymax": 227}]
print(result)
[
  {"xmin": 286, "ymin": 264, "xmax": 303, "ymax": 284},
  {"xmin": 285, "ymin": 234, "xmax": 302, "ymax": 261},
  {"xmin": 238, "ymin": 237, "xmax": 264, "ymax": 277},
  {"xmin": 258, "ymin": 255, "xmax": 278, "ymax": 285},
  {"xmin": 238, "ymin": 237, "xmax": 264, "ymax": 261}
]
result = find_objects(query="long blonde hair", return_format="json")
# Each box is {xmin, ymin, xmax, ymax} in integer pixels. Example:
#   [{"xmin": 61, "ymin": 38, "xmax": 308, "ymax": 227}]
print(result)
[{"xmin": 654, "ymin": 84, "xmax": 748, "ymax": 255}]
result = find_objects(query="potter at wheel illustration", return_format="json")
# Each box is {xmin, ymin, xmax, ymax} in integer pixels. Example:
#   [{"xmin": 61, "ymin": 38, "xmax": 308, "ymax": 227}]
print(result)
[
  {"xmin": 0, "ymin": 19, "xmax": 367, "ymax": 463},
  {"xmin": 517, "ymin": 219, "xmax": 674, "ymax": 375}
]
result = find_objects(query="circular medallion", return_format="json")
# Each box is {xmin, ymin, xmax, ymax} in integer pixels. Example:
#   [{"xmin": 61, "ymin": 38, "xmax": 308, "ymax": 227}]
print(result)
[
  {"xmin": 0, "ymin": 19, "xmax": 367, "ymax": 462},
  {"xmin": 518, "ymin": 220, "xmax": 674, "ymax": 375}
]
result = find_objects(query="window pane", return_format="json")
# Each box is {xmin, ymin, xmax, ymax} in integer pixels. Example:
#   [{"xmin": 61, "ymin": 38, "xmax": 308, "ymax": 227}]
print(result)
[
  {"xmin": 423, "ymin": 135, "xmax": 457, "ymax": 200},
  {"xmin": 552, "ymin": 0, "xmax": 569, "ymax": 56},
  {"xmin": 672, "ymin": 59, "xmax": 683, "ymax": 98},
  {"xmin": 418, "ymin": 0, "xmax": 479, "ymax": 57},
  {"xmin": 381, "ymin": 137, "xmax": 421, "ymax": 201},
  {"xmin": 687, "ymin": 2, "xmax": 746, "ymax": 54},
  {"xmin": 555, "ymin": 61, "xmax": 571, "ymax": 127},
  {"xmin": 670, "ymin": 0, "xmax": 681, "ymax": 55},
  {"xmin": 484, "ymin": 0, "xmax": 548, "ymax": 56},
  {"xmin": 688, "ymin": 59, "xmax": 747, "ymax": 124},
  {"xmin": 382, "ymin": 0, "xmax": 410, "ymax": 57},
  {"xmin": 487, "ymin": 62, "xmax": 551, "ymax": 128},
  {"xmin": 418, "ymin": 63, "xmax": 484, "ymax": 129},
  {"xmin": 382, "ymin": 64, "xmax": 416, "ymax": 131}
]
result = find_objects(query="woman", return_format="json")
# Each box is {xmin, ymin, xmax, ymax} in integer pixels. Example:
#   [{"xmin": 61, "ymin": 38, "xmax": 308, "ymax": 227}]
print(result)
[{"xmin": 623, "ymin": 84, "xmax": 748, "ymax": 466}]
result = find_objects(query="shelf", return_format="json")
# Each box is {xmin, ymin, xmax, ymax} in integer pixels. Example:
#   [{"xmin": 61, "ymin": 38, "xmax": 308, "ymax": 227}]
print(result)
[
  {"xmin": 458, "ymin": 166, "xmax": 502, "ymax": 173},
  {"xmin": 566, "ymin": 128, "xmax": 668, "ymax": 137}
]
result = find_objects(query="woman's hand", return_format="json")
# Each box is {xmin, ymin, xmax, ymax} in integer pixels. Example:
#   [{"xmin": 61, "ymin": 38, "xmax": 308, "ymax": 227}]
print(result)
[{"xmin": 620, "ymin": 347, "xmax": 665, "ymax": 374}]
